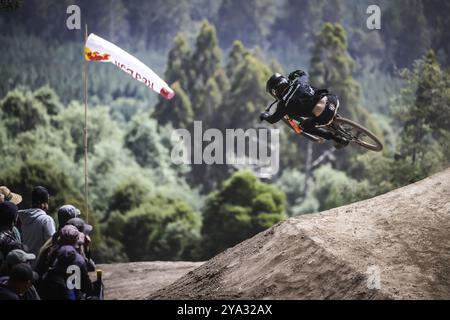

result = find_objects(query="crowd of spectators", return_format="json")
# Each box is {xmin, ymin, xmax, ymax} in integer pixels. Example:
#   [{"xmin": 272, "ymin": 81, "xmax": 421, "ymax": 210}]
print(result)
[{"xmin": 0, "ymin": 186, "xmax": 103, "ymax": 300}]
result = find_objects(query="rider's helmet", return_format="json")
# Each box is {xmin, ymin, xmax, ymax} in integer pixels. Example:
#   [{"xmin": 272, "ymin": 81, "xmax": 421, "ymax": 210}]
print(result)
[{"xmin": 266, "ymin": 73, "xmax": 290, "ymax": 100}]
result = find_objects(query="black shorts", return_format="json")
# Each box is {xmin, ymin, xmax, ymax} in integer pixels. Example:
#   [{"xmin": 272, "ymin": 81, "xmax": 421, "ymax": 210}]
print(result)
[{"xmin": 315, "ymin": 94, "xmax": 339, "ymax": 126}]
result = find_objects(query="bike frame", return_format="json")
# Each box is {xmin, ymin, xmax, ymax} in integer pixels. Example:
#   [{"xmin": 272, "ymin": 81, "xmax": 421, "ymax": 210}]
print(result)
[
  {"xmin": 283, "ymin": 116, "xmax": 325, "ymax": 143},
  {"xmin": 265, "ymin": 100, "xmax": 325, "ymax": 143}
]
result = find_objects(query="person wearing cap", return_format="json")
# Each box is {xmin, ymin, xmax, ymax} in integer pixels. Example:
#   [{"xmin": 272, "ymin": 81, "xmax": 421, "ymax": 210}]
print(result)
[
  {"xmin": 0, "ymin": 249, "xmax": 40, "ymax": 300},
  {"xmin": 0, "ymin": 187, "xmax": 22, "ymax": 243},
  {"xmin": 0, "ymin": 249, "xmax": 35, "ymax": 275},
  {"xmin": 35, "ymin": 205, "xmax": 91, "ymax": 276},
  {"xmin": 0, "ymin": 202, "xmax": 24, "ymax": 262},
  {"xmin": 36, "ymin": 204, "xmax": 81, "ymax": 265},
  {"xmin": 40, "ymin": 243, "xmax": 94, "ymax": 300},
  {"xmin": 66, "ymin": 217, "xmax": 95, "ymax": 271},
  {"xmin": 0, "ymin": 263, "xmax": 38, "ymax": 300},
  {"xmin": 57, "ymin": 204, "xmax": 81, "ymax": 229},
  {"xmin": 18, "ymin": 186, "xmax": 56, "ymax": 256}
]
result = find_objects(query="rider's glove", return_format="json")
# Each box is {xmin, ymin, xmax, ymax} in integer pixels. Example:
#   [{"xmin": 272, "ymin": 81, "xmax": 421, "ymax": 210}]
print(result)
[
  {"xmin": 288, "ymin": 70, "xmax": 307, "ymax": 81},
  {"xmin": 259, "ymin": 112, "xmax": 270, "ymax": 122}
]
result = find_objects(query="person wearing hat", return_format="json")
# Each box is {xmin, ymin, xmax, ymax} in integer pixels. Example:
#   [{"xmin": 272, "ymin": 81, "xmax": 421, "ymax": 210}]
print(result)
[
  {"xmin": 18, "ymin": 186, "xmax": 56, "ymax": 256},
  {"xmin": 0, "ymin": 249, "xmax": 40, "ymax": 300},
  {"xmin": 0, "ymin": 202, "xmax": 24, "ymax": 262},
  {"xmin": 36, "ymin": 205, "xmax": 81, "ymax": 261},
  {"xmin": 36, "ymin": 225, "xmax": 87, "ymax": 299},
  {"xmin": 0, "ymin": 186, "xmax": 22, "ymax": 205},
  {"xmin": 39, "ymin": 244, "xmax": 94, "ymax": 300},
  {"xmin": 35, "ymin": 205, "xmax": 88, "ymax": 276},
  {"xmin": 0, "ymin": 249, "xmax": 35, "ymax": 275},
  {"xmin": 0, "ymin": 263, "xmax": 38, "ymax": 300},
  {"xmin": 66, "ymin": 217, "xmax": 95, "ymax": 272},
  {"xmin": 0, "ymin": 187, "xmax": 22, "ymax": 243},
  {"xmin": 57, "ymin": 204, "xmax": 81, "ymax": 229}
]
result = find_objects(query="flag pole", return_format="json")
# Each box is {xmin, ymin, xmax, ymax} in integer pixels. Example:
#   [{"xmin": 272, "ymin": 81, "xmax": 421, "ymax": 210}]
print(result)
[{"xmin": 83, "ymin": 24, "xmax": 89, "ymax": 223}]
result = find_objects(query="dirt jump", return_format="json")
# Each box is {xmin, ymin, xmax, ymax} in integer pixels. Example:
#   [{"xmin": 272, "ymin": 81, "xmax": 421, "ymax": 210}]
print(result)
[{"xmin": 99, "ymin": 168, "xmax": 450, "ymax": 299}]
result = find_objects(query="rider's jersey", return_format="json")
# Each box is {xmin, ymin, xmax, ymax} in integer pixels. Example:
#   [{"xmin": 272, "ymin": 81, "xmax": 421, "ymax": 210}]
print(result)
[{"xmin": 263, "ymin": 72, "xmax": 329, "ymax": 124}]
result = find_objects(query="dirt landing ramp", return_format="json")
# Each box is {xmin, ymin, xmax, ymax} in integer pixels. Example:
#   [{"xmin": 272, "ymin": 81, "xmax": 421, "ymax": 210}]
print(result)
[
  {"xmin": 151, "ymin": 168, "xmax": 450, "ymax": 299},
  {"xmin": 95, "ymin": 262, "xmax": 203, "ymax": 299}
]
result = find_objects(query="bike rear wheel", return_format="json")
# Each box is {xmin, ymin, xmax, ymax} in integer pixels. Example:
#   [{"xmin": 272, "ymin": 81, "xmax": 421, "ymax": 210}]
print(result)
[{"xmin": 332, "ymin": 117, "xmax": 383, "ymax": 152}]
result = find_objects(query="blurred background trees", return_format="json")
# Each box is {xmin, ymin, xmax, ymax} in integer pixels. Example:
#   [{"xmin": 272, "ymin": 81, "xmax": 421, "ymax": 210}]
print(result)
[
  {"xmin": 201, "ymin": 171, "xmax": 285, "ymax": 258},
  {"xmin": 0, "ymin": 0, "xmax": 449, "ymax": 262}
]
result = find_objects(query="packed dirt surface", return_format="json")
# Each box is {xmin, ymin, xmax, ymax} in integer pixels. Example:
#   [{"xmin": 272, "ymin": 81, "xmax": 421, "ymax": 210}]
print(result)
[
  {"xmin": 94, "ymin": 262, "xmax": 203, "ymax": 300},
  {"xmin": 149, "ymin": 168, "xmax": 450, "ymax": 299}
]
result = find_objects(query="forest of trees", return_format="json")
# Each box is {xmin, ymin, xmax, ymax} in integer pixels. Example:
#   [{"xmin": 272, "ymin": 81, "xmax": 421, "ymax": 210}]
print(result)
[{"xmin": 0, "ymin": 0, "xmax": 449, "ymax": 263}]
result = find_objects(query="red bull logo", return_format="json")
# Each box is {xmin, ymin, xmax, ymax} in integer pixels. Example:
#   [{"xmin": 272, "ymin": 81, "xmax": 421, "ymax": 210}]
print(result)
[{"xmin": 85, "ymin": 47, "xmax": 110, "ymax": 61}]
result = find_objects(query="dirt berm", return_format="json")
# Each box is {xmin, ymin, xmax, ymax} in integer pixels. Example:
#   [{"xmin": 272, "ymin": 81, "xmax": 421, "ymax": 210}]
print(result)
[{"xmin": 149, "ymin": 168, "xmax": 450, "ymax": 299}]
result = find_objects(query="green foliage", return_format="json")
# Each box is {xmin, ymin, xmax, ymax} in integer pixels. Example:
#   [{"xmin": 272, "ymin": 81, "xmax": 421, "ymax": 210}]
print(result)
[
  {"xmin": 0, "ymin": 33, "xmax": 165, "ymax": 106},
  {"xmin": 188, "ymin": 21, "xmax": 228, "ymax": 127},
  {"xmin": 276, "ymin": 165, "xmax": 372, "ymax": 215},
  {"xmin": 0, "ymin": 120, "xmax": 7, "ymax": 154},
  {"xmin": 83, "ymin": 0, "xmax": 130, "ymax": 44},
  {"xmin": 33, "ymin": 86, "xmax": 63, "ymax": 116},
  {"xmin": 190, "ymin": 21, "xmax": 222, "ymax": 90},
  {"xmin": 311, "ymin": 164, "xmax": 370, "ymax": 211},
  {"xmin": 55, "ymin": 103, "xmax": 120, "ymax": 161},
  {"xmin": 310, "ymin": 23, "xmax": 364, "ymax": 123},
  {"xmin": 223, "ymin": 48, "xmax": 273, "ymax": 128},
  {"xmin": 214, "ymin": 0, "xmax": 277, "ymax": 47},
  {"xmin": 125, "ymin": 0, "xmax": 193, "ymax": 48},
  {"xmin": 154, "ymin": 35, "xmax": 193, "ymax": 128},
  {"xmin": 276, "ymin": 168, "xmax": 308, "ymax": 216},
  {"xmin": 125, "ymin": 117, "xmax": 169, "ymax": 169},
  {"xmin": 201, "ymin": 171, "xmax": 285, "ymax": 258},
  {"xmin": 119, "ymin": 196, "xmax": 201, "ymax": 261},
  {"xmin": 109, "ymin": 98, "xmax": 148, "ymax": 124},
  {"xmin": 392, "ymin": 49, "xmax": 450, "ymax": 173},
  {"xmin": 353, "ymin": 50, "xmax": 450, "ymax": 197},
  {"xmin": 107, "ymin": 178, "xmax": 152, "ymax": 216},
  {"xmin": 1, "ymin": 159, "xmax": 83, "ymax": 217},
  {"xmin": 382, "ymin": 0, "xmax": 431, "ymax": 70},
  {"xmin": 0, "ymin": 86, "xmax": 204, "ymax": 262},
  {"xmin": 423, "ymin": 0, "xmax": 450, "ymax": 65},
  {"xmin": 154, "ymin": 81, "xmax": 193, "ymax": 128},
  {"xmin": 0, "ymin": 89, "xmax": 49, "ymax": 136}
]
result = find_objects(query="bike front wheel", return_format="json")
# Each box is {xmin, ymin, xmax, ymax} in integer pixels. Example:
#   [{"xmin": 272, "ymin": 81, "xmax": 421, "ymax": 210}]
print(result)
[{"xmin": 332, "ymin": 117, "xmax": 383, "ymax": 152}]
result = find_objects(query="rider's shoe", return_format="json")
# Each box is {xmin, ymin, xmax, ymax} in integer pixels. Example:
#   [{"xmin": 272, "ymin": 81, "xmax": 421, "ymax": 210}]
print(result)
[{"xmin": 333, "ymin": 136, "xmax": 349, "ymax": 149}]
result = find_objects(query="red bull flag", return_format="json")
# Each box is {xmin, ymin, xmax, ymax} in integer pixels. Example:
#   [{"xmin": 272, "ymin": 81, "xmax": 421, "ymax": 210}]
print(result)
[{"xmin": 85, "ymin": 33, "xmax": 175, "ymax": 100}]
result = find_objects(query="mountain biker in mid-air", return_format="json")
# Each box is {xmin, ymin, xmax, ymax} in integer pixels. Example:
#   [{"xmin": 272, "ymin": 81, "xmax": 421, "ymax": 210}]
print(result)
[{"xmin": 260, "ymin": 70, "xmax": 349, "ymax": 148}]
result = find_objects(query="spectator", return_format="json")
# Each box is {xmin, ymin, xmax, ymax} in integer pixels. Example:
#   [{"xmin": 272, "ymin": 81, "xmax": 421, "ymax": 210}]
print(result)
[
  {"xmin": 43, "ymin": 224, "xmax": 85, "ymax": 270},
  {"xmin": 40, "ymin": 242, "xmax": 94, "ymax": 300},
  {"xmin": 0, "ymin": 249, "xmax": 40, "ymax": 300},
  {"xmin": 0, "ymin": 263, "xmax": 38, "ymax": 300},
  {"xmin": 0, "ymin": 186, "xmax": 23, "ymax": 205},
  {"xmin": 66, "ymin": 217, "xmax": 95, "ymax": 271},
  {"xmin": 57, "ymin": 204, "xmax": 81, "ymax": 229},
  {"xmin": 18, "ymin": 186, "xmax": 55, "ymax": 256},
  {"xmin": 0, "ymin": 186, "xmax": 23, "ymax": 243},
  {"xmin": 0, "ymin": 202, "xmax": 23, "ymax": 262},
  {"xmin": 35, "ymin": 205, "xmax": 89, "ymax": 276},
  {"xmin": 0, "ymin": 249, "xmax": 35, "ymax": 275},
  {"xmin": 39, "ymin": 205, "xmax": 81, "ymax": 257}
]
